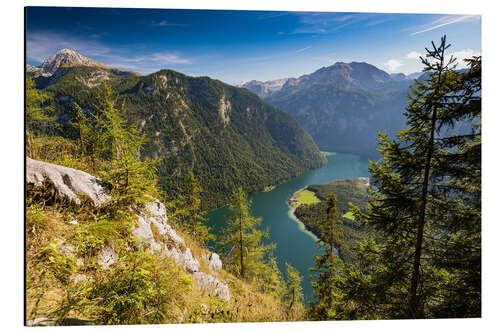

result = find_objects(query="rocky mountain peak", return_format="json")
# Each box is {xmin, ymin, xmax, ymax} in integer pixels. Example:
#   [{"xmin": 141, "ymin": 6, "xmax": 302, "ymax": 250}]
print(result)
[
  {"xmin": 309, "ymin": 61, "xmax": 393, "ymax": 88},
  {"xmin": 39, "ymin": 48, "xmax": 108, "ymax": 75}
]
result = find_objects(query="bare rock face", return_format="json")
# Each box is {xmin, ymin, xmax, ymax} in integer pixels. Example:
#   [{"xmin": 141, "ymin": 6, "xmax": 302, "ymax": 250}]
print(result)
[
  {"xmin": 26, "ymin": 157, "xmax": 110, "ymax": 206},
  {"xmin": 193, "ymin": 272, "xmax": 230, "ymax": 302},
  {"xmin": 40, "ymin": 49, "xmax": 109, "ymax": 76},
  {"xmin": 218, "ymin": 95, "xmax": 231, "ymax": 125},
  {"xmin": 134, "ymin": 199, "xmax": 200, "ymax": 272}
]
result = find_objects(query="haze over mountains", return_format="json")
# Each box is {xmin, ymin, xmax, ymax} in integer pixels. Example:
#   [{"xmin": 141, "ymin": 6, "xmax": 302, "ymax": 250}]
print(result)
[
  {"xmin": 241, "ymin": 62, "xmax": 424, "ymax": 159},
  {"xmin": 27, "ymin": 49, "xmax": 326, "ymax": 209}
]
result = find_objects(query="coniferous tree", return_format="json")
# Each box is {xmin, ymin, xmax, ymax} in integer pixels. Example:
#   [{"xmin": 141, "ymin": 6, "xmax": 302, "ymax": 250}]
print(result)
[
  {"xmin": 283, "ymin": 262, "xmax": 304, "ymax": 319},
  {"xmin": 170, "ymin": 171, "xmax": 214, "ymax": 245},
  {"xmin": 26, "ymin": 77, "xmax": 53, "ymax": 157},
  {"xmin": 91, "ymin": 83, "xmax": 158, "ymax": 207},
  {"xmin": 308, "ymin": 193, "xmax": 344, "ymax": 320},
  {"xmin": 336, "ymin": 37, "xmax": 481, "ymax": 319},
  {"xmin": 218, "ymin": 187, "xmax": 274, "ymax": 280},
  {"xmin": 424, "ymin": 55, "xmax": 481, "ymax": 317},
  {"xmin": 69, "ymin": 102, "xmax": 95, "ymax": 163}
]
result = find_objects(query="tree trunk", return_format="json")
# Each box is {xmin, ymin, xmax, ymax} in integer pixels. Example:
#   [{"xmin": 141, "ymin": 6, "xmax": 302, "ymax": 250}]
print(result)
[
  {"xmin": 409, "ymin": 47, "xmax": 444, "ymax": 318},
  {"xmin": 328, "ymin": 215, "xmax": 335, "ymax": 310},
  {"xmin": 239, "ymin": 208, "xmax": 244, "ymax": 279},
  {"xmin": 409, "ymin": 108, "xmax": 437, "ymax": 318},
  {"xmin": 288, "ymin": 287, "xmax": 295, "ymax": 315}
]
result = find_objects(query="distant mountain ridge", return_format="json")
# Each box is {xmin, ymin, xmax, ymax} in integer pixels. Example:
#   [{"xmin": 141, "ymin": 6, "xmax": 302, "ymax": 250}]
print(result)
[
  {"xmin": 242, "ymin": 62, "xmax": 424, "ymax": 159},
  {"xmin": 27, "ymin": 49, "xmax": 326, "ymax": 209},
  {"xmin": 241, "ymin": 62, "xmax": 419, "ymax": 98}
]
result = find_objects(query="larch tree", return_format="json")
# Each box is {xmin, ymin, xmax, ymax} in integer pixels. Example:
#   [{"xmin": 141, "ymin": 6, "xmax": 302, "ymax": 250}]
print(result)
[
  {"xmin": 170, "ymin": 171, "xmax": 214, "ymax": 245},
  {"xmin": 218, "ymin": 186, "xmax": 274, "ymax": 280},
  {"xmin": 26, "ymin": 77, "xmax": 53, "ymax": 158},
  {"xmin": 283, "ymin": 262, "xmax": 304, "ymax": 319},
  {"xmin": 91, "ymin": 82, "xmax": 158, "ymax": 207}
]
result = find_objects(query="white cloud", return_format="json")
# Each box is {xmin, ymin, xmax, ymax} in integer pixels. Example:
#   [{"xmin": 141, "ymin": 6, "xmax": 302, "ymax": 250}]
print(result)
[
  {"xmin": 411, "ymin": 14, "xmax": 480, "ymax": 35},
  {"xmin": 292, "ymin": 12, "xmax": 376, "ymax": 34},
  {"xmin": 407, "ymin": 51, "xmax": 423, "ymax": 59},
  {"xmin": 151, "ymin": 20, "xmax": 188, "ymax": 27},
  {"xmin": 383, "ymin": 59, "xmax": 404, "ymax": 72},
  {"xmin": 295, "ymin": 46, "xmax": 311, "ymax": 53},
  {"xmin": 448, "ymin": 49, "xmax": 481, "ymax": 68},
  {"xmin": 151, "ymin": 53, "xmax": 191, "ymax": 64}
]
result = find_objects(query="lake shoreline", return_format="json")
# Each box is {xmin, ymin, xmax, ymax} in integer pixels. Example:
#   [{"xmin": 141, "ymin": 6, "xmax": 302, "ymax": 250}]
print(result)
[
  {"xmin": 204, "ymin": 152, "xmax": 369, "ymax": 301},
  {"xmin": 286, "ymin": 187, "xmax": 319, "ymax": 242}
]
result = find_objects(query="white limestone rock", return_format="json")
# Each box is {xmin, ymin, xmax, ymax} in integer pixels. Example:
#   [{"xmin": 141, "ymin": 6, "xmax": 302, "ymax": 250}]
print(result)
[
  {"xmin": 165, "ymin": 247, "xmax": 200, "ymax": 273},
  {"xmin": 26, "ymin": 318, "xmax": 55, "ymax": 327},
  {"xmin": 192, "ymin": 272, "xmax": 230, "ymax": 302},
  {"xmin": 97, "ymin": 246, "xmax": 117, "ymax": 270},
  {"xmin": 202, "ymin": 252, "xmax": 223, "ymax": 272},
  {"xmin": 26, "ymin": 157, "xmax": 110, "ymax": 207}
]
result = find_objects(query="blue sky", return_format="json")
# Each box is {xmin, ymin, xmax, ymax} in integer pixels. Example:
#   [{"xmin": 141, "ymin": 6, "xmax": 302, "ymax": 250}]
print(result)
[{"xmin": 26, "ymin": 7, "xmax": 481, "ymax": 84}]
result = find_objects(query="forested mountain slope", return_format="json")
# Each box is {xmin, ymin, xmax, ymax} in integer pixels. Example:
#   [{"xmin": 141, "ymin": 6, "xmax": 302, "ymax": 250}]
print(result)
[
  {"xmin": 243, "ymin": 62, "xmax": 419, "ymax": 160},
  {"xmin": 28, "ymin": 50, "xmax": 326, "ymax": 210}
]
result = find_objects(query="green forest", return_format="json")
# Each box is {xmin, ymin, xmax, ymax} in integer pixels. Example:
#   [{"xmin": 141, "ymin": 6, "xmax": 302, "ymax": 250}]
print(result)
[
  {"xmin": 294, "ymin": 177, "xmax": 370, "ymax": 264},
  {"xmin": 25, "ymin": 35, "xmax": 481, "ymax": 325},
  {"xmin": 305, "ymin": 37, "xmax": 481, "ymax": 320},
  {"xmin": 28, "ymin": 66, "xmax": 326, "ymax": 210}
]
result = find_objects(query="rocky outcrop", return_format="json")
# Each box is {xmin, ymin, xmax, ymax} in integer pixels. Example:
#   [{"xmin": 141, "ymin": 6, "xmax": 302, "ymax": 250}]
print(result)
[
  {"xmin": 193, "ymin": 272, "xmax": 230, "ymax": 302},
  {"xmin": 26, "ymin": 157, "xmax": 110, "ymax": 206},
  {"xmin": 218, "ymin": 95, "xmax": 231, "ymax": 125},
  {"xmin": 26, "ymin": 158, "xmax": 230, "ymax": 301},
  {"xmin": 202, "ymin": 252, "xmax": 222, "ymax": 272}
]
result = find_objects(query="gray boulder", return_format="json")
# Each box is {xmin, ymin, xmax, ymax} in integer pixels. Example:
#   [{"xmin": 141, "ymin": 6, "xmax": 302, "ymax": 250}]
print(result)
[
  {"xmin": 165, "ymin": 247, "xmax": 200, "ymax": 273},
  {"xmin": 26, "ymin": 157, "xmax": 110, "ymax": 206}
]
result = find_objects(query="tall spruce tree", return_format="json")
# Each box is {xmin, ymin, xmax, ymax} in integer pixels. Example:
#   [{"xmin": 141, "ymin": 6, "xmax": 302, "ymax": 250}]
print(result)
[
  {"xmin": 336, "ymin": 36, "xmax": 481, "ymax": 319},
  {"xmin": 308, "ymin": 193, "xmax": 344, "ymax": 320},
  {"xmin": 424, "ymin": 55, "xmax": 481, "ymax": 317}
]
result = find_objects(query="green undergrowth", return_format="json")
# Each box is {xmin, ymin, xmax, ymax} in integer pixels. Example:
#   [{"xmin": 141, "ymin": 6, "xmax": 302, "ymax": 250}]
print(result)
[{"xmin": 26, "ymin": 182, "xmax": 303, "ymax": 325}]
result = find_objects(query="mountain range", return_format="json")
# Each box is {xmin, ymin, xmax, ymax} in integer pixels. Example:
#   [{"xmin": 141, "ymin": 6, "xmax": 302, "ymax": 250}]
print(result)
[
  {"xmin": 27, "ymin": 49, "xmax": 326, "ymax": 210},
  {"xmin": 241, "ymin": 62, "xmax": 423, "ymax": 159}
]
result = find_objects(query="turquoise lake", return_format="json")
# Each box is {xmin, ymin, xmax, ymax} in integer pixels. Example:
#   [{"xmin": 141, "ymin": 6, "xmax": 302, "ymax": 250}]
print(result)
[{"xmin": 205, "ymin": 152, "xmax": 369, "ymax": 301}]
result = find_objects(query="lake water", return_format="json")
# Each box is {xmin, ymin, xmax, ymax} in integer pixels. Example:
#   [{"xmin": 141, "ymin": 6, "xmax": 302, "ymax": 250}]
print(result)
[{"xmin": 205, "ymin": 152, "xmax": 369, "ymax": 301}]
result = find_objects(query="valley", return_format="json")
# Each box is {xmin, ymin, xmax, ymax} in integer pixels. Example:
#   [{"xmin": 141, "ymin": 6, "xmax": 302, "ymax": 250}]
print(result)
[
  {"xmin": 24, "ymin": 16, "xmax": 481, "ymax": 322},
  {"xmin": 28, "ymin": 49, "xmax": 326, "ymax": 211},
  {"xmin": 205, "ymin": 152, "xmax": 369, "ymax": 301}
]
